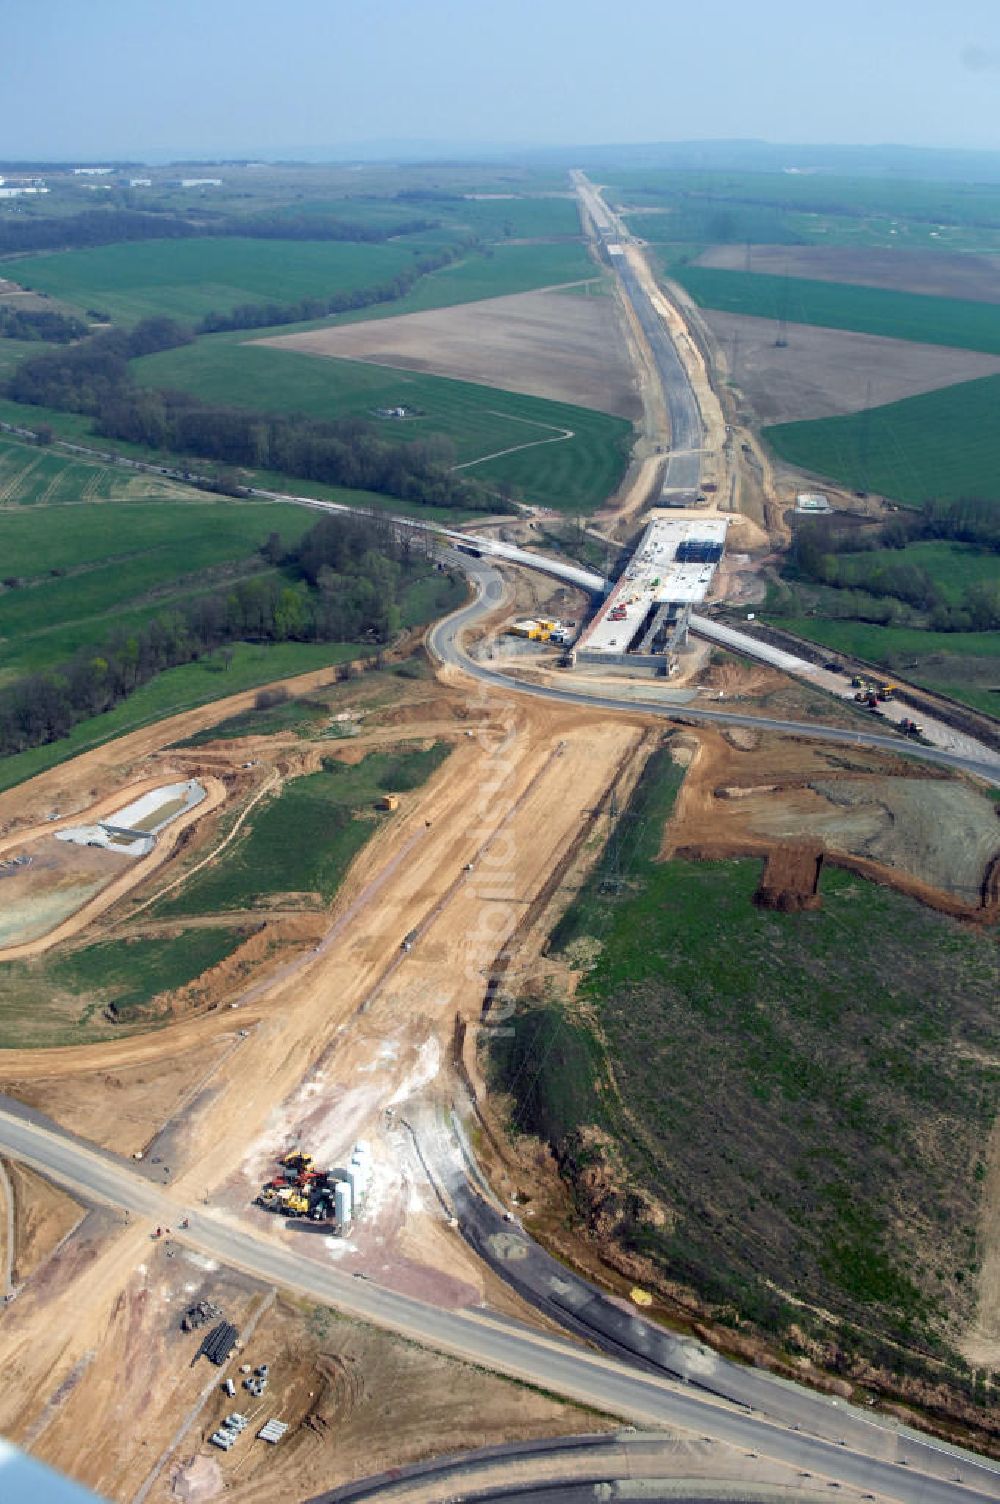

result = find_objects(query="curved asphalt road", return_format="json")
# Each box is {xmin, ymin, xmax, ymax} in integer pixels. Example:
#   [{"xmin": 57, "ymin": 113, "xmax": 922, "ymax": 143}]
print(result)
[
  {"xmin": 429, "ymin": 553, "xmax": 1000, "ymax": 786},
  {"xmin": 309, "ymin": 1430, "xmax": 824, "ymax": 1504}
]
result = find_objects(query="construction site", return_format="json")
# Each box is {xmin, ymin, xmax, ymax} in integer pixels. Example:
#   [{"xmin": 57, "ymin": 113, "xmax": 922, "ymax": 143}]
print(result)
[
  {"xmin": 574, "ymin": 514, "xmax": 729, "ymax": 670},
  {"xmin": 0, "ymin": 169, "xmax": 997, "ymax": 1504}
]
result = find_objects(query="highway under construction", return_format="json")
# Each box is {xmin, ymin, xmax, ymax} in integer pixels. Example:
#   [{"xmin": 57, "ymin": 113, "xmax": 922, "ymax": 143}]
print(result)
[{"xmin": 0, "ymin": 174, "xmax": 997, "ymax": 1504}]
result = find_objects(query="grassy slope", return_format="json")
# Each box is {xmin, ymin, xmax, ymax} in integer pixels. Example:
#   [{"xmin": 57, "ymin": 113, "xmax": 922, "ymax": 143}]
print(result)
[
  {"xmin": 133, "ymin": 337, "xmax": 632, "ymax": 512},
  {"xmin": 0, "ymin": 498, "xmax": 325, "ymax": 681},
  {"xmin": 836, "ymin": 541, "xmax": 998, "ymax": 598},
  {"xmin": 0, "ymin": 551, "xmax": 464, "ymax": 792},
  {"xmin": 155, "ymin": 744, "xmax": 449, "ymax": 915},
  {"xmin": 0, "ymin": 429, "xmax": 202, "ymax": 506},
  {"xmin": 0, "ymin": 640, "xmax": 366, "ymax": 795},
  {"xmin": 764, "ymin": 375, "xmax": 1000, "ymax": 508},
  {"xmin": 0, "ymin": 412, "xmax": 488, "ymax": 522},
  {"xmin": 667, "ymin": 264, "xmax": 1000, "ymax": 355},
  {"xmin": 0, "ymin": 927, "xmax": 244, "ymax": 1048},
  {"xmin": 6, "ymin": 238, "xmax": 428, "ymax": 324},
  {"xmin": 499, "ymin": 747, "xmax": 999, "ymax": 1375},
  {"xmin": 835, "ymin": 541, "xmax": 1000, "ymax": 603}
]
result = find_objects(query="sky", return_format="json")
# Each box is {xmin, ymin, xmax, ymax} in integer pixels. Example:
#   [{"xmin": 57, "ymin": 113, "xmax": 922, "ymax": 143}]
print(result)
[{"xmin": 1, "ymin": 0, "xmax": 998, "ymax": 160}]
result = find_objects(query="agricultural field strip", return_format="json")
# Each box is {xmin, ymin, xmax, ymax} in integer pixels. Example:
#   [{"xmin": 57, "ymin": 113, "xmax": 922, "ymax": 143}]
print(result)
[
  {"xmin": 5, "ymin": 238, "xmax": 597, "ymax": 327},
  {"xmin": 132, "ymin": 340, "xmax": 630, "ymax": 511},
  {"xmin": 0, "ymin": 496, "xmax": 325, "ymax": 679},
  {"xmin": 5, "ymin": 238, "xmax": 434, "ymax": 325},
  {"xmin": 669, "ymin": 265, "xmax": 1000, "ymax": 356},
  {"xmin": 764, "ymin": 372, "xmax": 1000, "ymax": 507}
]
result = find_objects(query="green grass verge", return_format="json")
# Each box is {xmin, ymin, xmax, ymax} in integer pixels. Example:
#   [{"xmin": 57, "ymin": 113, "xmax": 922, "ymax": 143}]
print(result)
[
  {"xmin": 155, "ymin": 744, "xmax": 449, "ymax": 915},
  {"xmin": 495, "ymin": 746, "xmax": 999, "ymax": 1373},
  {"xmin": 667, "ymin": 264, "xmax": 1000, "ymax": 355},
  {"xmin": 0, "ymin": 640, "xmax": 365, "ymax": 795},
  {"xmin": 0, "ymin": 927, "xmax": 244, "ymax": 1047},
  {"xmin": 764, "ymin": 375, "xmax": 1000, "ymax": 509},
  {"xmin": 133, "ymin": 337, "xmax": 632, "ymax": 512},
  {"xmin": 7, "ymin": 238, "xmax": 429, "ymax": 325}
]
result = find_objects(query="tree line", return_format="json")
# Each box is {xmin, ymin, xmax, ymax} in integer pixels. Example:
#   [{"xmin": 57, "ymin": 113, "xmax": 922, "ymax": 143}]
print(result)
[
  {"xmin": 0, "ymin": 512, "xmax": 444, "ymax": 758},
  {"xmin": 0, "ymin": 306, "xmax": 88, "ymax": 343},
  {"xmin": 7, "ymin": 319, "xmax": 506, "ymax": 515},
  {"xmin": 0, "ymin": 206, "xmax": 440, "ymax": 257}
]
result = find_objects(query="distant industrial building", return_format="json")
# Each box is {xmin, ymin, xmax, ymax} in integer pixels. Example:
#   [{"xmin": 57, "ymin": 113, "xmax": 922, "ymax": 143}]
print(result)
[
  {"xmin": 176, "ymin": 177, "xmax": 223, "ymax": 188},
  {"xmin": 72, "ymin": 166, "xmax": 113, "ymax": 175},
  {"xmin": 575, "ymin": 514, "xmax": 728, "ymax": 672},
  {"xmin": 128, "ymin": 177, "xmax": 152, "ymax": 188}
]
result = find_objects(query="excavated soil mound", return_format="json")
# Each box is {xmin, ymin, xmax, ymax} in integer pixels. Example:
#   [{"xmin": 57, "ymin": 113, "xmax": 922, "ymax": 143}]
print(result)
[{"xmin": 754, "ymin": 845, "xmax": 824, "ymax": 911}]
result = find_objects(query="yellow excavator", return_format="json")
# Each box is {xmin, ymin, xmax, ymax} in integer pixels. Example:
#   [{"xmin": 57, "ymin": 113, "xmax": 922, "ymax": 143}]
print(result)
[{"xmin": 282, "ymin": 1151, "xmax": 313, "ymax": 1172}]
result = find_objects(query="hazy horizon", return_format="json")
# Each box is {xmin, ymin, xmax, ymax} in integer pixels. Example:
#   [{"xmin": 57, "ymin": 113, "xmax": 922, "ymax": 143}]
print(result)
[{"xmin": 2, "ymin": 0, "xmax": 998, "ymax": 162}]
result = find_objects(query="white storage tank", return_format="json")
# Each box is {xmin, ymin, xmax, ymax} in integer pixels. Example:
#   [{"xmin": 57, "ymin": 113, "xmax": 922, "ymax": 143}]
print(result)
[{"xmin": 349, "ymin": 1149, "xmax": 371, "ymax": 1204}]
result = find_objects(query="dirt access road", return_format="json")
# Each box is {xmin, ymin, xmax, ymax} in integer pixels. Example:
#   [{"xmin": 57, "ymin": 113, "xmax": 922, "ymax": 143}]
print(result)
[{"xmin": 0, "ymin": 694, "xmax": 645, "ymax": 1496}]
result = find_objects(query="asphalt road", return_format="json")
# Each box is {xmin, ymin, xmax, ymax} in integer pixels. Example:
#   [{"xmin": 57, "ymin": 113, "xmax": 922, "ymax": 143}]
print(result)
[
  {"xmin": 310, "ymin": 1430, "xmax": 821, "ymax": 1504},
  {"xmin": 572, "ymin": 172, "xmax": 702, "ymax": 500},
  {"xmin": 430, "ymin": 553, "xmax": 1000, "ymax": 786},
  {"xmin": 616, "ymin": 255, "xmax": 703, "ymax": 498},
  {"xmin": 1, "ymin": 1108, "xmax": 996, "ymax": 1503}
]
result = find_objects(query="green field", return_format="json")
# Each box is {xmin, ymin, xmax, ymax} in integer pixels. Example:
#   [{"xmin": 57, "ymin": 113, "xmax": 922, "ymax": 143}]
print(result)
[
  {"xmin": 433, "ymin": 195, "xmax": 582, "ymax": 241},
  {"xmin": 835, "ymin": 541, "xmax": 1000, "ymax": 604},
  {"xmin": 322, "ymin": 240, "xmax": 599, "ymax": 326},
  {"xmin": 666, "ymin": 264, "xmax": 1000, "ymax": 355},
  {"xmin": 495, "ymin": 746, "xmax": 999, "ymax": 1383},
  {"xmin": 764, "ymin": 375, "xmax": 1000, "ymax": 508},
  {"xmin": 155, "ymin": 744, "xmax": 449, "ymax": 916},
  {"xmin": 0, "ymin": 639, "xmax": 366, "ymax": 795},
  {"xmin": 0, "ymin": 497, "xmax": 328, "ymax": 683},
  {"xmin": 7, "ymin": 238, "xmax": 432, "ymax": 325},
  {"xmin": 0, "ymin": 927, "xmax": 244, "ymax": 1047},
  {"xmin": 0, "ymin": 410, "xmax": 489, "ymax": 522},
  {"xmin": 133, "ymin": 337, "xmax": 631, "ymax": 512},
  {"xmin": 0, "ymin": 429, "xmax": 202, "ymax": 507},
  {"xmin": 5, "ymin": 238, "xmax": 595, "ymax": 331},
  {"xmin": 606, "ymin": 168, "xmax": 1000, "ymax": 249}
]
